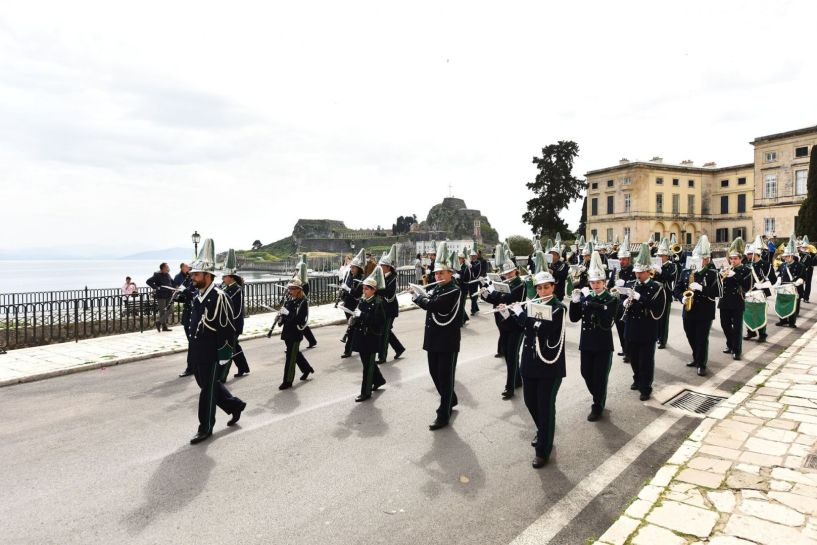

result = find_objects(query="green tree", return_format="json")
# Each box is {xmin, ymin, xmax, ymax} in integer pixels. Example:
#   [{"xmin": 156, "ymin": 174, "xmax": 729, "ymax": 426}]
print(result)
[
  {"xmin": 506, "ymin": 235, "xmax": 533, "ymax": 257},
  {"xmin": 576, "ymin": 196, "xmax": 587, "ymax": 240},
  {"xmin": 522, "ymin": 140, "xmax": 587, "ymax": 236},
  {"xmin": 796, "ymin": 146, "xmax": 817, "ymax": 240}
]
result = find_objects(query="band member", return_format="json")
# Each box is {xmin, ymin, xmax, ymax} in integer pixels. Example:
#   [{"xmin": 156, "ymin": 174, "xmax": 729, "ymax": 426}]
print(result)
[
  {"xmin": 278, "ymin": 265, "xmax": 315, "ymax": 390},
  {"xmin": 744, "ymin": 243, "xmax": 776, "ymax": 342},
  {"xmin": 186, "ymin": 239, "xmax": 246, "ymax": 445},
  {"xmin": 296, "ymin": 255, "xmax": 318, "ymax": 349},
  {"xmin": 548, "ymin": 241, "xmax": 570, "ymax": 301},
  {"xmin": 775, "ymin": 236, "xmax": 805, "ymax": 328},
  {"xmin": 411, "ymin": 242, "xmax": 462, "ymax": 430},
  {"xmin": 608, "ymin": 234, "xmax": 636, "ymax": 362},
  {"xmin": 377, "ymin": 244, "xmax": 406, "ymax": 363},
  {"xmin": 221, "ymin": 249, "xmax": 250, "ymax": 379},
  {"xmin": 575, "ymin": 240, "xmax": 593, "ymax": 289},
  {"xmin": 481, "ymin": 249, "xmax": 527, "ymax": 399},
  {"xmin": 648, "ymin": 234, "xmax": 658, "ymax": 257},
  {"xmin": 453, "ymin": 248, "xmax": 471, "ymax": 326},
  {"xmin": 654, "ymin": 238, "xmax": 677, "ymax": 349},
  {"xmin": 425, "ymin": 246, "xmax": 437, "ymax": 285},
  {"xmin": 673, "ymin": 235, "xmax": 723, "ymax": 376},
  {"xmin": 798, "ymin": 236, "xmax": 813, "ymax": 303},
  {"xmin": 176, "ymin": 263, "xmax": 199, "ymax": 377},
  {"xmin": 339, "ymin": 248, "xmax": 366, "ymax": 358},
  {"xmin": 511, "ymin": 270, "xmax": 566, "ymax": 468},
  {"xmin": 718, "ymin": 238, "xmax": 752, "ymax": 360},
  {"xmin": 597, "ymin": 244, "xmax": 609, "ymax": 267},
  {"xmin": 468, "ymin": 248, "xmax": 483, "ymax": 316},
  {"xmin": 351, "ymin": 267, "xmax": 387, "ymax": 401},
  {"xmin": 569, "ymin": 251, "xmax": 617, "ymax": 420}
]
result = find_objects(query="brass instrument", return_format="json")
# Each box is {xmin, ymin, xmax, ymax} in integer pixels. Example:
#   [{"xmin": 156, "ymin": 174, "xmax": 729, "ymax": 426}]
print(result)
[
  {"xmin": 683, "ymin": 267, "xmax": 696, "ymax": 312},
  {"xmin": 720, "ymin": 265, "xmax": 733, "ymax": 280},
  {"xmin": 609, "ymin": 266, "xmax": 621, "ymax": 297},
  {"xmin": 670, "ymin": 243, "xmax": 683, "ymax": 255},
  {"xmin": 806, "ymin": 244, "xmax": 817, "ymax": 254}
]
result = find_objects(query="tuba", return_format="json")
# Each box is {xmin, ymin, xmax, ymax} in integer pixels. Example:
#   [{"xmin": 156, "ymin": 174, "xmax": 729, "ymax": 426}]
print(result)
[{"xmin": 671, "ymin": 243, "xmax": 683, "ymax": 255}]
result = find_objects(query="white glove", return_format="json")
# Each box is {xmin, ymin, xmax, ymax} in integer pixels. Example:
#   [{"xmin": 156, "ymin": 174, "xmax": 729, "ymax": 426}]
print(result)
[
  {"xmin": 581, "ymin": 287, "xmax": 590, "ymax": 297},
  {"xmin": 354, "ymin": 308, "xmax": 362, "ymax": 317},
  {"xmin": 631, "ymin": 290, "xmax": 641, "ymax": 301},
  {"xmin": 615, "ymin": 279, "xmax": 625, "ymax": 287},
  {"xmin": 757, "ymin": 281, "xmax": 772, "ymax": 289},
  {"xmin": 341, "ymin": 284, "xmax": 351, "ymax": 292},
  {"xmin": 726, "ymin": 270, "xmax": 735, "ymax": 277},
  {"xmin": 578, "ymin": 265, "xmax": 586, "ymax": 273},
  {"xmin": 681, "ymin": 295, "xmax": 689, "ymax": 306},
  {"xmin": 453, "ymin": 273, "xmax": 460, "ymax": 279},
  {"xmin": 795, "ymin": 278, "xmax": 805, "ymax": 286},
  {"xmin": 218, "ymin": 360, "xmax": 230, "ymax": 366},
  {"xmin": 690, "ymin": 282, "xmax": 703, "ymax": 292},
  {"xmin": 499, "ymin": 308, "xmax": 510, "ymax": 320},
  {"xmin": 487, "ymin": 284, "xmax": 496, "ymax": 293},
  {"xmin": 479, "ymin": 287, "xmax": 488, "ymax": 297},
  {"xmin": 511, "ymin": 303, "xmax": 524, "ymax": 316},
  {"xmin": 571, "ymin": 290, "xmax": 581, "ymax": 303},
  {"xmin": 774, "ymin": 279, "xmax": 781, "ymax": 287},
  {"xmin": 279, "ymin": 307, "xmax": 290, "ymax": 316}
]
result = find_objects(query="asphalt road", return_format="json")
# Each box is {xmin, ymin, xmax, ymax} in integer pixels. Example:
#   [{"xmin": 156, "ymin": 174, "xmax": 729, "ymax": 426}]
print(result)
[{"xmin": 1, "ymin": 300, "xmax": 813, "ymax": 545}]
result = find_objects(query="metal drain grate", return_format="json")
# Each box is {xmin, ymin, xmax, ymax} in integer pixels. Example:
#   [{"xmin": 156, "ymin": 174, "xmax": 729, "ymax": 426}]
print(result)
[
  {"xmin": 664, "ymin": 390, "xmax": 726, "ymax": 415},
  {"xmin": 804, "ymin": 454, "xmax": 817, "ymax": 470}
]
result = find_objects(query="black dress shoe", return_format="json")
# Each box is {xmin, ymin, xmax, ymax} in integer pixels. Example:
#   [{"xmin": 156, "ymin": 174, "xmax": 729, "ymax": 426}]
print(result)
[
  {"xmin": 630, "ymin": 383, "xmax": 638, "ymax": 391},
  {"xmin": 587, "ymin": 411, "xmax": 601, "ymax": 422},
  {"xmin": 639, "ymin": 392, "xmax": 651, "ymax": 401},
  {"xmin": 790, "ymin": 324, "xmax": 798, "ymax": 328},
  {"xmin": 372, "ymin": 380, "xmax": 386, "ymax": 391},
  {"xmin": 429, "ymin": 418, "xmax": 449, "ymax": 431},
  {"xmin": 617, "ymin": 351, "xmax": 625, "ymax": 356},
  {"xmin": 227, "ymin": 401, "xmax": 246, "ymax": 426},
  {"xmin": 355, "ymin": 394, "xmax": 371, "ymax": 402},
  {"xmin": 494, "ymin": 353, "xmax": 503, "ymax": 358},
  {"xmin": 743, "ymin": 332, "xmax": 756, "ymax": 340},
  {"xmin": 686, "ymin": 361, "xmax": 697, "ymax": 367},
  {"xmin": 501, "ymin": 390, "xmax": 514, "ymax": 399},
  {"xmin": 179, "ymin": 370, "xmax": 193, "ymax": 377},
  {"xmin": 340, "ymin": 353, "xmax": 352, "ymax": 358},
  {"xmin": 733, "ymin": 353, "xmax": 742, "ymax": 361},
  {"xmin": 155, "ymin": 322, "xmax": 162, "ymax": 332},
  {"xmin": 657, "ymin": 343, "xmax": 666, "ymax": 349},
  {"xmin": 190, "ymin": 431, "xmax": 212, "ymax": 445},
  {"xmin": 234, "ymin": 371, "xmax": 249, "ymax": 377},
  {"xmin": 307, "ymin": 343, "xmax": 317, "ymax": 349},
  {"xmin": 697, "ymin": 367, "xmax": 707, "ymax": 377},
  {"xmin": 532, "ymin": 456, "xmax": 548, "ymax": 469},
  {"xmin": 300, "ymin": 369, "xmax": 314, "ymax": 381},
  {"xmin": 623, "ymin": 356, "xmax": 631, "ymax": 363},
  {"xmin": 376, "ymin": 358, "xmax": 386, "ymax": 364},
  {"xmin": 758, "ymin": 335, "xmax": 768, "ymax": 343},
  {"xmin": 278, "ymin": 382, "xmax": 292, "ymax": 390},
  {"xmin": 775, "ymin": 320, "xmax": 788, "ymax": 326},
  {"xmin": 393, "ymin": 348, "xmax": 405, "ymax": 359},
  {"xmin": 722, "ymin": 347, "xmax": 732, "ymax": 353},
  {"xmin": 162, "ymin": 326, "xmax": 172, "ymax": 332}
]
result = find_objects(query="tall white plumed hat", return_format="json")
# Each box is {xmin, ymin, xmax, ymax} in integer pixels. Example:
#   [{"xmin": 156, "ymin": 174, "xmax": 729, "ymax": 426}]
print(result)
[
  {"xmin": 692, "ymin": 234, "xmax": 712, "ymax": 258},
  {"xmin": 587, "ymin": 250, "xmax": 607, "ymax": 282},
  {"xmin": 190, "ymin": 238, "xmax": 216, "ymax": 274}
]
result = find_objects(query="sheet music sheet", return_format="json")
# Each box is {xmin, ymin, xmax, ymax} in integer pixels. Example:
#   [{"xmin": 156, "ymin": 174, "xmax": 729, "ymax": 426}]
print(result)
[
  {"xmin": 487, "ymin": 273, "xmax": 503, "ymax": 283},
  {"xmin": 337, "ymin": 305, "xmax": 355, "ymax": 316},
  {"xmin": 528, "ymin": 302, "xmax": 552, "ymax": 321},
  {"xmin": 686, "ymin": 256, "xmax": 703, "ymax": 270},
  {"xmin": 493, "ymin": 282, "xmax": 511, "ymax": 294},
  {"xmin": 545, "ymin": 254, "xmax": 553, "ymax": 264},
  {"xmin": 616, "ymin": 287, "xmax": 633, "ymax": 296},
  {"xmin": 712, "ymin": 257, "xmax": 728, "ymax": 270},
  {"xmin": 607, "ymin": 258, "xmax": 621, "ymax": 271}
]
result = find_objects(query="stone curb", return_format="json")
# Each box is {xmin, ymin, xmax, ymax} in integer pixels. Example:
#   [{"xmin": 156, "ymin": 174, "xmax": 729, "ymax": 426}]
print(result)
[{"xmin": 594, "ymin": 320, "xmax": 817, "ymax": 545}]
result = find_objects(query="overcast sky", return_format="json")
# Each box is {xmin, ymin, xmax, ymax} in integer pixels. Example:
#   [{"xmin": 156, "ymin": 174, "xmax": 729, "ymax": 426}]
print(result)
[{"xmin": 2, "ymin": 1, "xmax": 815, "ymax": 257}]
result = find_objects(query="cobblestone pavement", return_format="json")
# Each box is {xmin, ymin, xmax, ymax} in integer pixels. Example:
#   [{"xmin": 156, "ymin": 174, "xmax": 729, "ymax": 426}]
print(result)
[
  {"xmin": 0, "ymin": 293, "xmax": 418, "ymax": 386},
  {"xmin": 596, "ymin": 320, "xmax": 817, "ymax": 545}
]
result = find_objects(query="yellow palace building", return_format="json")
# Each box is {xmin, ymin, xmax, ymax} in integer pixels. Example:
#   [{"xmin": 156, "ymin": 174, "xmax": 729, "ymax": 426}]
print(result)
[{"xmin": 585, "ymin": 125, "xmax": 816, "ymax": 245}]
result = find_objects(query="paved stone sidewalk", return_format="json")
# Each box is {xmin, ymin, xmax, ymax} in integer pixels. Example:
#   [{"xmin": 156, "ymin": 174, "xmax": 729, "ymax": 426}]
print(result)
[
  {"xmin": 595, "ymin": 320, "xmax": 817, "ymax": 545},
  {"xmin": 0, "ymin": 293, "xmax": 418, "ymax": 387}
]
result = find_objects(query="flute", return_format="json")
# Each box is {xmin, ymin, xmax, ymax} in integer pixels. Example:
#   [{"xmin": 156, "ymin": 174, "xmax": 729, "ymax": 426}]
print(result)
[{"xmin": 481, "ymin": 298, "xmax": 544, "ymax": 314}]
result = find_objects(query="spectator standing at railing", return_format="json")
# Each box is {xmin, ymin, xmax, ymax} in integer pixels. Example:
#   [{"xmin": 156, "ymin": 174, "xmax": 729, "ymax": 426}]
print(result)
[
  {"xmin": 173, "ymin": 263, "xmax": 190, "ymax": 287},
  {"xmin": 146, "ymin": 262, "xmax": 174, "ymax": 332},
  {"xmin": 414, "ymin": 253, "xmax": 424, "ymax": 282},
  {"xmin": 122, "ymin": 277, "xmax": 138, "ymax": 297}
]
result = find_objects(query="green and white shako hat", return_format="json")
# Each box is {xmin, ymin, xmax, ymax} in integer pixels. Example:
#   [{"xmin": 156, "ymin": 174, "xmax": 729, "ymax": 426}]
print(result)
[
  {"xmin": 434, "ymin": 241, "xmax": 455, "ymax": 272},
  {"xmin": 633, "ymin": 243, "xmax": 653, "ymax": 273},
  {"xmin": 350, "ymin": 248, "xmax": 366, "ymax": 269},
  {"xmin": 728, "ymin": 237, "xmax": 745, "ymax": 258},
  {"xmin": 287, "ymin": 259, "xmax": 308, "ymax": 289},
  {"xmin": 581, "ymin": 240, "xmax": 594, "ymax": 256},
  {"xmin": 616, "ymin": 233, "xmax": 631, "ymax": 259},
  {"xmin": 533, "ymin": 250, "xmax": 547, "ymax": 273},
  {"xmin": 656, "ymin": 237, "xmax": 671, "ymax": 256},
  {"xmin": 222, "ymin": 248, "xmax": 241, "ymax": 279},
  {"xmin": 378, "ymin": 244, "xmax": 398, "ymax": 269},
  {"xmin": 190, "ymin": 238, "xmax": 216, "ymax": 274},
  {"xmin": 587, "ymin": 251, "xmax": 607, "ymax": 282},
  {"xmin": 692, "ymin": 234, "xmax": 712, "ymax": 258},
  {"xmin": 782, "ymin": 233, "xmax": 798, "ymax": 258},
  {"xmin": 533, "ymin": 270, "xmax": 555, "ymax": 286},
  {"xmin": 362, "ymin": 264, "xmax": 386, "ymax": 290}
]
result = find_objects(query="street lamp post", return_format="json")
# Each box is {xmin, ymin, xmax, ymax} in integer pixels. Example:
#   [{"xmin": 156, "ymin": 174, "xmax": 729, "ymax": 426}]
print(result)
[{"xmin": 192, "ymin": 230, "xmax": 201, "ymax": 258}]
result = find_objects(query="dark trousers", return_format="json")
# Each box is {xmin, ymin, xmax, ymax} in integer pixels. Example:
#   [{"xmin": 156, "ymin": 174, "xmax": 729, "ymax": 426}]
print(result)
[
  {"xmin": 628, "ymin": 341, "xmax": 656, "ymax": 394},
  {"xmin": 719, "ymin": 308, "xmax": 743, "ymax": 356},
  {"xmin": 359, "ymin": 352, "xmax": 385, "ymax": 396},
  {"xmin": 232, "ymin": 339, "xmax": 250, "ymax": 373},
  {"xmin": 470, "ymin": 294, "xmax": 480, "ymax": 315},
  {"xmin": 657, "ymin": 293, "xmax": 672, "ymax": 346},
  {"xmin": 580, "ymin": 351, "xmax": 613, "ymax": 413},
  {"xmin": 523, "ymin": 376, "xmax": 562, "ymax": 459},
  {"xmin": 156, "ymin": 296, "xmax": 172, "ymax": 327},
  {"xmin": 805, "ymin": 269, "xmax": 813, "ymax": 301},
  {"xmin": 303, "ymin": 326, "xmax": 317, "ymax": 347},
  {"xmin": 459, "ymin": 292, "xmax": 469, "ymax": 325},
  {"xmin": 427, "ymin": 351, "xmax": 458, "ymax": 422},
  {"xmin": 502, "ymin": 328, "xmax": 523, "ymax": 391},
  {"xmin": 745, "ymin": 325, "xmax": 767, "ymax": 339},
  {"xmin": 788, "ymin": 298, "xmax": 800, "ymax": 326},
  {"xmin": 615, "ymin": 318, "xmax": 627, "ymax": 355},
  {"xmin": 194, "ymin": 357, "xmax": 244, "ymax": 434},
  {"xmin": 379, "ymin": 316, "xmax": 405, "ymax": 361},
  {"xmin": 283, "ymin": 339, "xmax": 312, "ymax": 384},
  {"xmin": 683, "ymin": 318, "xmax": 712, "ymax": 369}
]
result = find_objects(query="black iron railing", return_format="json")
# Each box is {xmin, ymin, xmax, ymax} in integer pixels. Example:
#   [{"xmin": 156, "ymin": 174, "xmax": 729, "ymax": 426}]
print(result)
[{"xmin": 0, "ymin": 271, "xmax": 415, "ymax": 350}]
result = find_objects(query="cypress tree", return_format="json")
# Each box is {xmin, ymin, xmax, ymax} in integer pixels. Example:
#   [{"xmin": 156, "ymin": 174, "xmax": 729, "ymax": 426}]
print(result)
[{"xmin": 796, "ymin": 146, "xmax": 817, "ymax": 239}]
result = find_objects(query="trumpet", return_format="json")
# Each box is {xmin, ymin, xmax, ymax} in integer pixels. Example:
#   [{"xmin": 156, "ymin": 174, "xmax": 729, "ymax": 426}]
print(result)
[{"xmin": 719, "ymin": 265, "xmax": 733, "ymax": 280}]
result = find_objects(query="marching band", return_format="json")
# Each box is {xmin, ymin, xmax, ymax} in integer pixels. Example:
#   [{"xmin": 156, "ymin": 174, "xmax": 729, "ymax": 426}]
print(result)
[{"xmin": 182, "ymin": 233, "xmax": 814, "ymax": 470}]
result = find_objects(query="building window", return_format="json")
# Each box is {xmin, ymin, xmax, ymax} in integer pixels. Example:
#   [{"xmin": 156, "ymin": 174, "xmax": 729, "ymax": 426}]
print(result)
[
  {"xmin": 688, "ymin": 195, "xmax": 695, "ymax": 214},
  {"xmin": 737, "ymin": 194, "xmax": 746, "ymax": 214},
  {"xmin": 720, "ymin": 179, "xmax": 729, "ymax": 188},
  {"xmin": 688, "ymin": 179, "xmax": 695, "ymax": 188},
  {"xmin": 796, "ymin": 170, "xmax": 807, "ymax": 195},
  {"xmin": 720, "ymin": 195, "xmax": 729, "ymax": 214},
  {"xmin": 606, "ymin": 228, "xmax": 613, "ymax": 242},
  {"xmin": 732, "ymin": 227, "xmax": 746, "ymax": 240},
  {"xmin": 737, "ymin": 177, "xmax": 747, "ymax": 185},
  {"xmin": 685, "ymin": 232, "xmax": 693, "ymax": 245},
  {"xmin": 716, "ymin": 228, "xmax": 729, "ymax": 243},
  {"xmin": 622, "ymin": 177, "xmax": 631, "ymax": 185},
  {"xmin": 764, "ymin": 217, "xmax": 775, "ymax": 235},
  {"xmin": 764, "ymin": 174, "xmax": 777, "ymax": 199},
  {"xmin": 624, "ymin": 193, "xmax": 631, "ymax": 213},
  {"xmin": 607, "ymin": 179, "xmax": 614, "ymax": 187},
  {"xmin": 672, "ymin": 178, "xmax": 679, "ymax": 186},
  {"xmin": 590, "ymin": 229, "xmax": 598, "ymax": 239},
  {"xmin": 606, "ymin": 195, "xmax": 614, "ymax": 214},
  {"xmin": 656, "ymin": 177, "xmax": 664, "ymax": 185},
  {"xmin": 653, "ymin": 232, "xmax": 660, "ymax": 242},
  {"xmin": 624, "ymin": 227, "xmax": 631, "ymax": 238},
  {"xmin": 591, "ymin": 182, "xmax": 598, "ymax": 190},
  {"xmin": 591, "ymin": 197, "xmax": 598, "ymax": 216},
  {"xmin": 764, "ymin": 151, "xmax": 777, "ymax": 162},
  {"xmin": 672, "ymin": 194, "xmax": 680, "ymax": 214},
  {"xmin": 656, "ymin": 193, "xmax": 664, "ymax": 213},
  {"xmin": 795, "ymin": 146, "xmax": 809, "ymax": 158}
]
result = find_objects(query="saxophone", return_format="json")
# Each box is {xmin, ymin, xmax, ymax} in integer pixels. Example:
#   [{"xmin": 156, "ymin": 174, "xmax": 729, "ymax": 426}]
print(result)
[
  {"xmin": 609, "ymin": 266, "xmax": 620, "ymax": 297},
  {"xmin": 683, "ymin": 267, "xmax": 696, "ymax": 312}
]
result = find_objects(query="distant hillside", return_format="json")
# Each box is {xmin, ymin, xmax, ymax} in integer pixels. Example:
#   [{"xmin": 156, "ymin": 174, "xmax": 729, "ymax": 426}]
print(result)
[{"xmin": 118, "ymin": 247, "xmax": 194, "ymax": 260}]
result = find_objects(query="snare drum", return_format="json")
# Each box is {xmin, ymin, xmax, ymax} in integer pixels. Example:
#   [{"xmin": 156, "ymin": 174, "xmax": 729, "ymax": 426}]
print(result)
[
  {"xmin": 776, "ymin": 284, "xmax": 797, "ymax": 296},
  {"xmin": 745, "ymin": 289, "xmax": 767, "ymax": 304}
]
